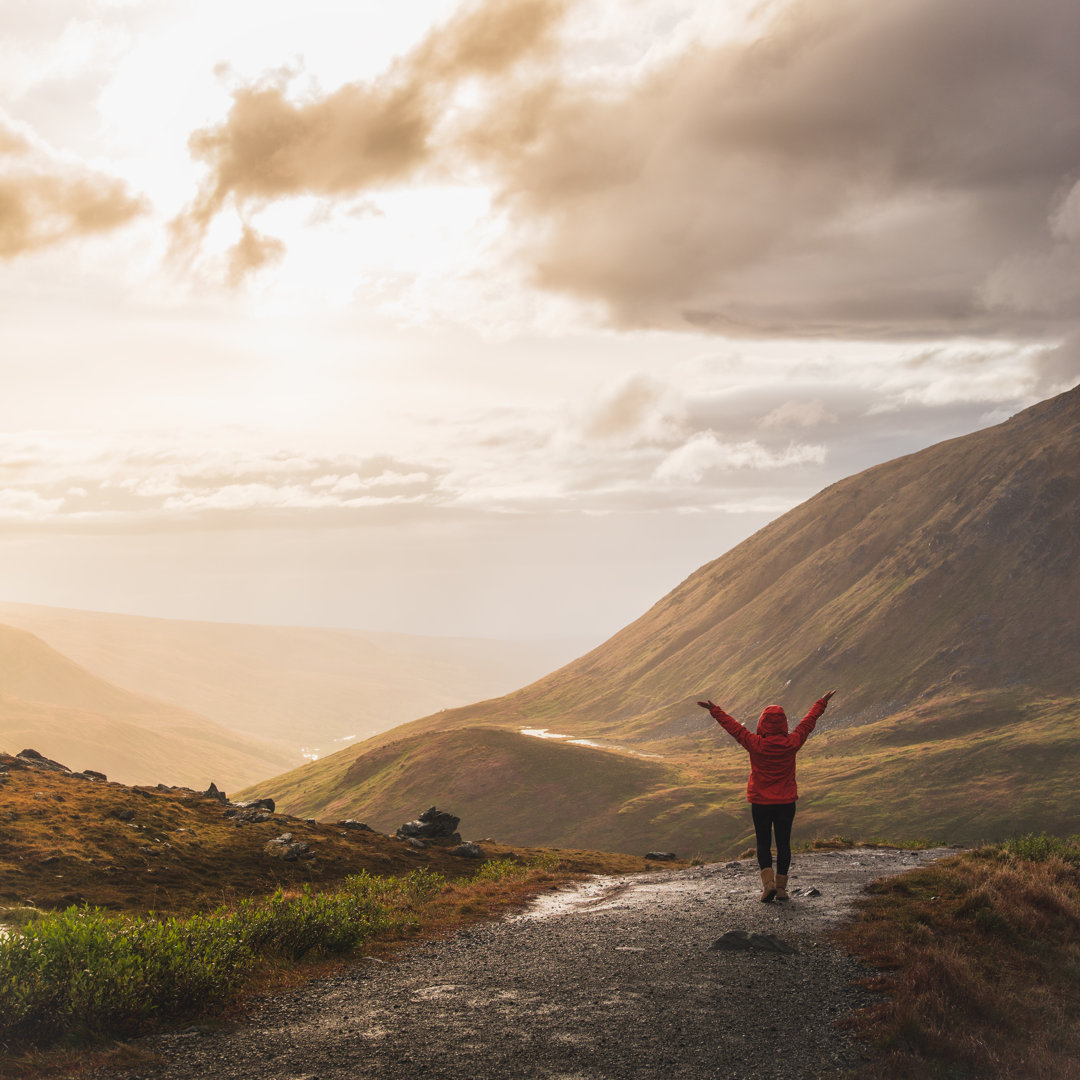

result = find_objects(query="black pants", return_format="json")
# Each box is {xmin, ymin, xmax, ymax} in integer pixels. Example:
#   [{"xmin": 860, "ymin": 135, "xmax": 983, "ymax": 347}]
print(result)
[{"xmin": 751, "ymin": 802, "xmax": 797, "ymax": 874}]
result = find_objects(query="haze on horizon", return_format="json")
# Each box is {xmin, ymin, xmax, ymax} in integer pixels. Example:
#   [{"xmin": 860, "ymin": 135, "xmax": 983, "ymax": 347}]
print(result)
[{"xmin": 2, "ymin": 0, "xmax": 1078, "ymax": 643}]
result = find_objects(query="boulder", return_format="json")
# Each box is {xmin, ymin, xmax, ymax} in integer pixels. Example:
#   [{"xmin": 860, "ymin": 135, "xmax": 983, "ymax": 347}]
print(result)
[
  {"xmin": 264, "ymin": 834, "xmax": 313, "ymax": 862},
  {"xmin": 645, "ymin": 851, "xmax": 677, "ymax": 861},
  {"xmin": 237, "ymin": 798, "xmax": 276, "ymax": 813},
  {"xmin": 204, "ymin": 782, "xmax": 227, "ymax": 803},
  {"xmin": 337, "ymin": 819, "xmax": 373, "ymax": 832},
  {"xmin": 396, "ymin": 806, "xmax": 461, "ymax": 842},
  {"xmin": 451, "ymin": 842, "xmax": 485, "ymax": 859}
]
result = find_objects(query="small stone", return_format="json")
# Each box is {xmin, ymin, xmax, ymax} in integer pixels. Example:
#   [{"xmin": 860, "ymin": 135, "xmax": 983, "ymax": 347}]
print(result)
[
  {"xmin": 451, "ymin": 842, "xmax": 485, "ymax": 858},
  {"xmin": 710, "ymin": 930, "xmax": 753, "ymax": 951},
  {"xmin": 709, "ymin": 930, "xmax": 797, "ymax": 955}
]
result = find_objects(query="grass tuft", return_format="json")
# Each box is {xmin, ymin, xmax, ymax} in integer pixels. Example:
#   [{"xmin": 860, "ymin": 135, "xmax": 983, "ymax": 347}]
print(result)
[{"xmin": 837, "ymin": 837, "xmax": 1080, "ymax": 1079}]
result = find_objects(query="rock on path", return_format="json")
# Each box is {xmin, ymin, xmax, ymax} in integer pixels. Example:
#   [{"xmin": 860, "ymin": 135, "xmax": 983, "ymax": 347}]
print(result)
[{"xmin": 90, "ymin": 847, "xmax": 955, "ymax": 1080}]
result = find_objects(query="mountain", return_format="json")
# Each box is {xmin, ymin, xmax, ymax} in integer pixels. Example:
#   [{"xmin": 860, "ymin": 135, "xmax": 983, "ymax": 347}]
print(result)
[
  {"xmin": 246, "ymin": 384, "xmax": 1080, "ymax": 854},
  {"xmin": 0, "ymin": 603, "xmax": 593, "ymax": 759},
  {"xmin": 0, "ymin": 624, "xmax": 297, "ymax": 790}
]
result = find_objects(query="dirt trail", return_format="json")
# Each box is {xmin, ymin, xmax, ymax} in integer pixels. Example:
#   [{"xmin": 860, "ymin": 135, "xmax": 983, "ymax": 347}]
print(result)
[{"xmin": 90, "ymin": 847, "xmax": 955, "ymax": 1080}]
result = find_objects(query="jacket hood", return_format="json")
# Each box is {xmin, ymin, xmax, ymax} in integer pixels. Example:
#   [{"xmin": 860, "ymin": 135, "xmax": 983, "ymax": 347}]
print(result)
[{"xmin": 756, "ymin": 705, "xmax": 789, "ymax": 735}]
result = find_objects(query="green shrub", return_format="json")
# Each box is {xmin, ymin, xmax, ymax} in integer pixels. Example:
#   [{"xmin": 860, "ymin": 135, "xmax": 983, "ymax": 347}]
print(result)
[
  {"xmin": 468, "ymin": 858, "xmax": 531, "ymax": 883},
  {"xmin": 994, "ymin": 833, "xmax": 1080, "ymax": 865},
  {"xmin": 0, "ymin": 867, "xmax": 453, "ymax": 1052}
]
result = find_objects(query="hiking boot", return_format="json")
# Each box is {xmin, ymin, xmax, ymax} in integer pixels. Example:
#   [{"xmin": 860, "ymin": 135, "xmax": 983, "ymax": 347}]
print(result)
[
  {"xmin": 759, "ymin": 868, "xmax": 777, "ymax": 903},
  {"xmin": 775, "ymin": 873, "xmax": 789, "ymax": 902}
]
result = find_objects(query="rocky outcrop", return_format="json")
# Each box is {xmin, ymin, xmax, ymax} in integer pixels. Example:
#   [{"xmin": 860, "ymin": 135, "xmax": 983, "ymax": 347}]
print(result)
[
  {"xmin": 396, "ymin": 807, "xmax": 461, "ymax": 843},
  {"xmin": 224, "ymin": 806, "xmax": 273, "ymax": 825},
  {"xmin": 17, "ymin": 749, "xmax": 71, "ymax": 773},
  {"xmin": 204, "ymin": 782, "xmax": 227, "ymax": 803}
]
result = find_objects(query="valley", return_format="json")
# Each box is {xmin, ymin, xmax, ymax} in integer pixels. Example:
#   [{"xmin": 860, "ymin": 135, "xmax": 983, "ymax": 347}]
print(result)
[{"xmin": 241, "ymin": 384, "xmax": 1080, "ymax": 856}]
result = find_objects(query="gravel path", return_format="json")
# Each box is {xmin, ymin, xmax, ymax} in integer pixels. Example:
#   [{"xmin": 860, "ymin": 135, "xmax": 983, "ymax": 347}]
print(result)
[{"xmin": 93, "ymin": 847, "xmax": 954, "ymax": 1080}]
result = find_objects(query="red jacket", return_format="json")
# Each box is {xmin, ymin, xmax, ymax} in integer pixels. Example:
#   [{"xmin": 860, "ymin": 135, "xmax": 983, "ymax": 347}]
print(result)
[{"xmin": 708, "ymin": 697, "xmax": 829, "ymax": 804}]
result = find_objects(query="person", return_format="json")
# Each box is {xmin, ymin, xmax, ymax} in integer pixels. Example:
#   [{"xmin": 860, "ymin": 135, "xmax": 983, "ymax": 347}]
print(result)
[{"xmin": 697, "ymin": 690, "xmax": 837, "ymax": 902}]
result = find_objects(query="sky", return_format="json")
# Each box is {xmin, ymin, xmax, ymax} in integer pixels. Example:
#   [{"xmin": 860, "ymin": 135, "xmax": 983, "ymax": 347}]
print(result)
[{"xmin": 1, "ymin": 0, "xmax": 1078, "ymax": 643}]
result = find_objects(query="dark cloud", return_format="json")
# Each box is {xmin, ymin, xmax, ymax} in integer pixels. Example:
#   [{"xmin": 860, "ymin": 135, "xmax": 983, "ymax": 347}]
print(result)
[
  {"xmin": 0, "ymin": 117, "xmax": 145, "ymax": 258},
  {"xmin": 181, "ymin": 0, "xmax": 1080, "ymax": 336},
  {"xmin": 493, "ymin": 0, "xmax": 1080, "ymax": 337}
]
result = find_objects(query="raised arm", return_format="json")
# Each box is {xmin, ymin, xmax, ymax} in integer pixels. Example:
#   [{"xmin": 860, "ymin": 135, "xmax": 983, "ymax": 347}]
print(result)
[
  {"xmin": 791, "ymin": 689, "xmax": 836, "ymax": 748},
  {"xmin": 697, "ymin": 698, "xmax": 755, "ymax": 750}
]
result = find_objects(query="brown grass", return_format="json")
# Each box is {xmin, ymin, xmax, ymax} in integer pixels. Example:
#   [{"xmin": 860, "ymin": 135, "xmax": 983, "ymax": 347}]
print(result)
[
  {"xmin": 0, "ymin": 752, "xmax": 680, "ymax": 918},
  {"xmin": 836, "ymin": 847, "xmax": 1080, "ymax": 1079}
]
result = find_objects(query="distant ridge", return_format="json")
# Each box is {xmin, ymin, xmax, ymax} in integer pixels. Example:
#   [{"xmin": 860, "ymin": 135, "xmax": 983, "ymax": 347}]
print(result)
[
  {"xmin": 0, "ymin": 623, "xmax": 296, "ymax": 789},
  {"xmin": 248, "ymin": 385, "xmax": 1080, "ymax": 853},
  {"xmin": 0, "ymin": 603, "xmax": 592, "ymax": 757}
]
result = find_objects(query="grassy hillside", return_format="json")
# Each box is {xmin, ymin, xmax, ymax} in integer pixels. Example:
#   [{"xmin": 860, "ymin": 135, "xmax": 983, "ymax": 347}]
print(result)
[
  {"xmin": 252, "ymin": 726, "xmax": 746, "ymax": 854},
  {"xmin": 250, "ymin": 385, "xmax": 1080, "ymax": 855},
  {"xmin": 0, "ymin": 625, "xmax": 296, "ymax": 790},
  {"xmin": 0, "ymin": 751, "xmax": 666, "ymax": 917},
  {"xmin": 0, "ymin": 602, "xmax": 589, "ymax": 758}
]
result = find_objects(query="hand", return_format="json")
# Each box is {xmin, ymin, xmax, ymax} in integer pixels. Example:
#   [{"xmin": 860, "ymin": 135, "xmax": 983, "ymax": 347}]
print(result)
[
  {"xmin": 821, "ymin": 689, "xmax": 837, "ymax": 703},
  {"xmin": 697, "ymin": 699, "xmax": 717, "ymax": 710}
]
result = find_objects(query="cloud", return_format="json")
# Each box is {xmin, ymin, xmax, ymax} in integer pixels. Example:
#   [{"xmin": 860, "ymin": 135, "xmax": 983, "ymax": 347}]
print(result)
[
  {"xmin": 180, "ymin": 0, "xmax": 1080, "ymax": 335},
  {"xmin": 0, "ymin": 438, "xmax": 447, "ymax": 527},
  {"xmin": 0, "ymin": 113, "xmax": 145, "ymax": 258},
  {"xmin": 1033, "ymin": 334, "xmax": 1080, "ymax": 392},
  {"xmin": 654, "ymin": 434, "xmax": 826, "ymax": 483},
  {"xmin": 225, "ymin": 224, "xmax": 286, "ymax": 285},
  {"xmin": 577, "ymin": 374, "xmax": 685, "ymax": 445},
  {"xmin": 759, "ymin": 400, "xmax": 838, "ymax": 430},
  {"xmin": 492, "ymin": 0, "xmax": 1080, "ymax": 337},
  {"xmin": 172, "ymin": 0, "xmax": 567, "ymax": 272}
]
